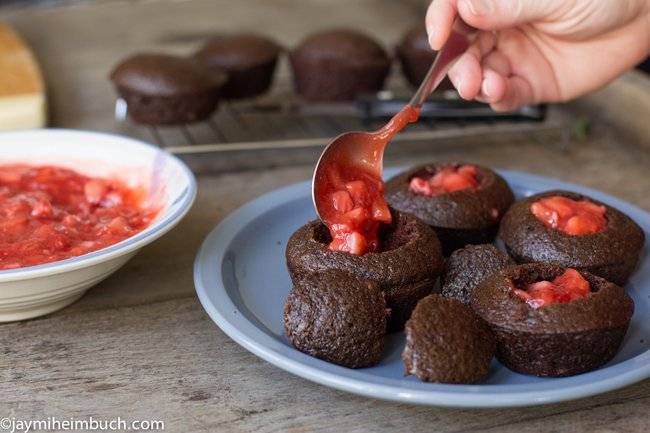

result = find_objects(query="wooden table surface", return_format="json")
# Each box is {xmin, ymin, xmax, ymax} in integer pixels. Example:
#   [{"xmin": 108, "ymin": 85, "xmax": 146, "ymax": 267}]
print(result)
[{"xmin": 2, "ymin": 1, "xmax": 650, "ymax": 432}]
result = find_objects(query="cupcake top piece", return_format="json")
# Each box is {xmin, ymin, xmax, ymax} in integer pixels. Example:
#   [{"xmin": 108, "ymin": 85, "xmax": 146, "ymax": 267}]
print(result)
[
  {"xmin": 292, "ymin": 29, "xmax": 389, "ymax": 67},
  {"xmin": 194, "ymin": 34, "xmax": 281, "ymax": 70},
  {"xmin": 284, "ymin": 270, "xmax": 387, "ymax": 368},
  {"xmin": 442, "ymin": 244, "xmax": 513, "ymax": 304},
  {"xmin": 110, "ymin": 54, "xmax": 226, "ymax": 96},
  {"xmin": 403, "ymin": 294, "xmax": 495, "ymax": 384}
]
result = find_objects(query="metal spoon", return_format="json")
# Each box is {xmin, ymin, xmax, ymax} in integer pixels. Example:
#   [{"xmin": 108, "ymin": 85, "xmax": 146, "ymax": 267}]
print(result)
[{"xmin": 312, "ymin": 19, "xmax": 477, "ymax": 221}]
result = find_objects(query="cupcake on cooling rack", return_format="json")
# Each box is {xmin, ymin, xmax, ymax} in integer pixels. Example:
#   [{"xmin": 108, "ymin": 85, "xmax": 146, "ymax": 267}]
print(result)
[
  {"xmin": 194, "ymin": 34, "xmax": 282, "ymax": 99},
  {"xmin": 286, "ymin": 209, "xmax": 444, "ymax": 332},
  {"xmin": 499, "ymin": 190, "xmax": 645, "ymax": 285},
  {"xmin": 396, "ymin": 26, "xmax": 454, "ymax": 91},
  {"xmin": 110, "ymin": 53, "xmax": 226, "ymax": 125},
  {"xmin": 385, "ymin": 162, "xmax": 515, "ymax": 255},
  {"xmin": 290, "ymin": 29, "xmax": 391, "ymax": 101}
]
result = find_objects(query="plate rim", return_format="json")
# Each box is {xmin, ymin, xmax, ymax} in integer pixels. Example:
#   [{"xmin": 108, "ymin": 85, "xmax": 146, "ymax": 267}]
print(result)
[{"xmin": 194, "ymin": 168, "xmax": 650, "ymax": 408}]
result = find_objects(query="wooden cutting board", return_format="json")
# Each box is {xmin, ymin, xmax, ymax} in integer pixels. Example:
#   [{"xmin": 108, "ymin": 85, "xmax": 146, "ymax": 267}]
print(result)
[{"xmin": 0, "ymin": 23, "xmax": 46, "ymax": 130}]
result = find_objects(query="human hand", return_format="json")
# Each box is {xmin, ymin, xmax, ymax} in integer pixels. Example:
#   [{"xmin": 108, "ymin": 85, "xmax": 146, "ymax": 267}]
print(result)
[{"xmin": 426, "ymin": 0, "xmax": 650, "ymax": 110}]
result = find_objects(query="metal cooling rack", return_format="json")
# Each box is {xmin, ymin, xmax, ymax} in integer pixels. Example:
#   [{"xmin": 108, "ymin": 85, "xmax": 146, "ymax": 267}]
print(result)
[{"xmin": 115, "ymin": 88, "xmax": 570, "ymax": 171}]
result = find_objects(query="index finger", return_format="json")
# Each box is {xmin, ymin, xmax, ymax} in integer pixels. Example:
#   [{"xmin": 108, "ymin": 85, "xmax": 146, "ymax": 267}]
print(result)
[{"xmin": 425, "ymin": 0, "xmax": 459, "ymax": 50}]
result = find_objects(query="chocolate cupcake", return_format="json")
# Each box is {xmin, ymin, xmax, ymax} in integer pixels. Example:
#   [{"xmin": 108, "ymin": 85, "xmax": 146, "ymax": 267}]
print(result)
[
  {"xmin": 284, "ymin": 270, "xmax": 387, "ymax": 368},
  {"xmin": 286, "ymin": 209, "xmax": 444, "ymax": 331},
  {"xmin": 290, "ymin": 29, "xmax": 391, "ymax": 101},
  {"xmin": 403, "ymin": 294, "xmax": 495, "ymax": 383},
  {"xmin": 194, "ymin": 34, "xmax": 281, "ymax": 99},
  {"xmin": 385, "ymin": 162, "xmax": 515, "ymax": 255},
  {"xmin": 442, "ymin": 244, "xmax": 513, "ymax": 304},
  {"xmin": 396, "ymin": 26, "xmax": 454, "ymax": 91},
  {"xmin": 471, "ymin": 263, "xmax": 634, "ymax": 377},
  {"xmin": 110, "ymin": 54, "xmax": 226, "ymax": 125},
  {"xmin": 499, "ymin": 190, "xmax": 645, "ymax": 285}
]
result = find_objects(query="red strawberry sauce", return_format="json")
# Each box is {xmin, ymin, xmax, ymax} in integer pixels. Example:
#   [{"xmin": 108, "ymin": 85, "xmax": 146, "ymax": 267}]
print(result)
[
  {"xmin": 531, "ymin": 196, "xmax": 606, "ymax": 236},
  {"xmin": 319, "ymin": 106, "xmax": 420, "ymax": 255},
  {"xmin": 513, "ymin": 268, "xmax": 591, "ymax": 309},
  {"xmin": 0, "ymin": 164, "xmax": 159, "ymax": 270},
  {"xmin": 409, "ymin": 165, "xmax": 479, "ymax": 196}
]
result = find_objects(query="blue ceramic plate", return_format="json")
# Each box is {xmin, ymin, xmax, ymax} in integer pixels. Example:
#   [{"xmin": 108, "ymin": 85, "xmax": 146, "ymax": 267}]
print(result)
[{"xmin": 194, "ymin": 169, "xmax": 650, "ymax": 408}]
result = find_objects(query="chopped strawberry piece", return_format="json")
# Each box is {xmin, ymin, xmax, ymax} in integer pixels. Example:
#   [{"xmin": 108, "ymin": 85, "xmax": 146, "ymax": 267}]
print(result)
[
  {"xmin": 530, "ymin": 202, "xmax": 558, "ymax": 228},
  {"xmin": 564, "ymin": 214, "xmax": 604, "ymax": 235},
  {"xmin": 441, "ymin": 172, "xmax": 477, "ymax": 192},
  {"xmin": 512, "ymin": 289, "xmax": 531, "ymax": 301},
  {"xmin": 540, "ymin": 196, "xmax": 574, "ymax": 219},
  {"xmin": 0, "ymin": 170, "xmax": 22, "ymax": 184},
  {"xmin": 331, "ymin": 190, "xmax": 354, "ymax": 213},
  {"xmin": 553, "ymin": 268, "xmax": 590, "ymax": 296},
  {"xmin": 345, "ymin": 180, "xmax": 370, "ymax": 206},
  {"xmin": 409, "ymin": 177, "xmax": 434, "ymax": 195},
  {"xmin": 458, "ymin": 165, "xmax": 477, "ymax": 178},
  {"xmin": 371, "ymin": 198, "xmax": 391, "ymax": 223},
  {"xmin": 581, "ymin": 200, "xmax": 607, "ymax": 214},
  {"xmin": 328, "ymin": 236, "xmax": 346, "ymax": 251},
  {"xmin": 329, "ymin": 222, "xmax": 353, "ymax": 234},
  {"xmin": 343, "ymin": 206, "xmax": 369, "ymax": 223},
  {"xmin": 30, "ymin": 198, "xmax": 54, "ymax": 219},
  {"xmin": 526, "ymin": 281, "xmax": 561, "ymax": 308},
  {"xmin": 32, "ymin": 224, "xmax": 56, "ymax": 238},
  {"xmin": 531, "ymin": 196, "xmax": 606, "ymax": 235},
  {"xmin": 345, "ymin": 231, "xmax": 367, "ymax": 255},
  {"xmin": 84, "ymin": 179, "xmax": 109, "ymax": 205},
  {"xmin": 513, "ymin": 268, "xmax": 591, "ymax": 308},
  {"xmin": 0, "ymin": 216, "xmax": 28, "ymax": 237},
  {"xmin": 107, "ymin": 216, "xmax": 130, "ymax": 235},
  {"xmin": 329, "ymin": 231, "xmax": 368, "ymax": 255},
  {"xmin": 409, "ymin": 165, "xmax": 479, "ymax": 196}
]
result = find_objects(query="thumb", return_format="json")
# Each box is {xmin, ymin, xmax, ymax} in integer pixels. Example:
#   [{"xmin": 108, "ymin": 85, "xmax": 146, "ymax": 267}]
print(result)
[{"xmin": 457, "ymin": 0, "xmax": 557, "ymax": 30}]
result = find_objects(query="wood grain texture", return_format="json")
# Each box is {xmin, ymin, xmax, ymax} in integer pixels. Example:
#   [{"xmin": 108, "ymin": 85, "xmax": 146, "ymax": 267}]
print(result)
[{"xmin": 2, "ymin": 1, "xmax": 650, "ymax": 432}]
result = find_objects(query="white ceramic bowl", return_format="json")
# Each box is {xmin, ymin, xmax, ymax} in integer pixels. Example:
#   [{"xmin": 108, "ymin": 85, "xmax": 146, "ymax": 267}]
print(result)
[{"xmin": 0, "ymin": 129, "xmax": 196, "ymax": 321}]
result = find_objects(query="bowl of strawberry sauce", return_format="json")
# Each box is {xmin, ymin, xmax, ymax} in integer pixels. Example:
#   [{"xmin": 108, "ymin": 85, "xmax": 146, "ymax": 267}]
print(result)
[{"xmin": 0, "ymin": 129, "xmax": 196, "ymax": 321}]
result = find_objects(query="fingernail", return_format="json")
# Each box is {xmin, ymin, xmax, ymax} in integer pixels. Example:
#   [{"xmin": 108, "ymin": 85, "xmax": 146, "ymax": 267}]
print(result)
[
  {"xmin": 481, "ymin": 78, "xmax": 490, "ymax": 98},
  {"xmin": 464, "ymin": 0, "xmax": 494, "ymax": 16},
  {"xmin": 455, "ymin": 76, "xmax": 465, "ymax": 98},
  {"xmin": 427, "ymin": 29, "xmax": 439, "ymax": 50}
]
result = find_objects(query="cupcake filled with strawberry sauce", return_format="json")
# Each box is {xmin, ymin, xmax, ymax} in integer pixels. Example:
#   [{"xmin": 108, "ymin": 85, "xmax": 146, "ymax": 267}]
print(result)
[
  {"xmin": 286, "ymin": 205, "xmax": 444, "ymax": 332},
  {"xmin": 499, "ymin": 190, "xmax": 645, "ymax": 285},
  {"xmin": 471, "ymin": 263, "xmax": 634, "ymax": 377},
  {"xmin": 385, "ymin": 162, "xmax": 514, "ymax": 255}
]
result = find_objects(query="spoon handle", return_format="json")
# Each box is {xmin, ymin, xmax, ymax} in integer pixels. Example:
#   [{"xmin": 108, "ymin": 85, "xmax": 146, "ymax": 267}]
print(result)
[{"xmin": 409, "ymin": 18, "xmax": 477, "ymax": 108}]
